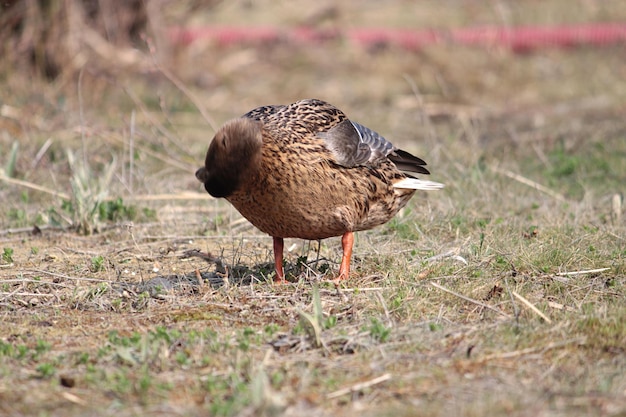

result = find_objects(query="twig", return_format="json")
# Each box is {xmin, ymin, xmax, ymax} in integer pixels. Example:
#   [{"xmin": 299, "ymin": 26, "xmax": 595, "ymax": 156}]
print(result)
[
  {"xmin": 0, "ymin": 279, "xmax": 70, "ymax": 288},
  {"xmin": 334, "ymin": 283, "xmax": 349, "ymax": 302},
  {"xmin": 556, "ymin": 267, "xmax": 610, "ymax": 276},
  {"xmin": 140, "ymin": 234, "xmax": 272, "ymax": 241},
  {"xmin": 61, "ymin": 392, "xmax": 87, "ymax": 406},
  {"xmin": 612, "ymin": 193, "xmax": 622, "ymax": 224},
  {"xmin": 511, "ymin": 291, "xmax": 552, "ymax": 323},
  {"xmin": 0, "ymin": 287, "xmax": 22, "ymax": 302},
  {"xmin": 403, "ymin": 74, "xmax": 437, "ymax": 142},
  {"xmin": 129, "ymin": 109, "xmax": 135, "ymax": 195},
  {"xmin": 491, "ymin": 165, "xmax": 566, "ymax": 202},
  {"xmin": 479, "ymin": 338, "xmax": 584, "ymax": 362},
  {"xmin": 25, "ymin": 269, "xmax": 111, "ymax": 283},
  {"xmin": 0, "ymin": 292, "xmax": 56, "ymax": 297},
  {"xmin": 503, "ymin": 277, "xmax": 520, "ymax": 319},
  {"xmin": 425, "ymin": 249, "xmax": 468, "ymax": 265},
  {"xmin": 116, "ymin": 192, "xmax": 208, "ymax": 201},
  {"xmin": 105, "ymin": 132, "xmax": 191, "ymax": 172},
  {"xmin": 547, "ymin": 301, "xmax": 576, "ymax": 312},
  {"xmin": 326, "ymin": 373, "xmax": 392, "ymax": 399},
  {"xmin": 0, "ymin": 172, "xmax": 208, "ymax": 203},
  {"xmin": 31, "ymin": 138, "xmax": 53, "ymax": 170},
  {"xmin": 77, "ymin": 66, "xmax": 89, "ymax": 169},
  {"xmin": 430, "ymin": 282, "xmax": 510, "ymax": 318},
  {"xmin": 120, "ymin": 86, "xmax": 184, "ymax": 153},
  {"xmin": 0, "ymin": 173, "xmax": 70, "ymax": 200},
  {"xmin": 375, "ymin": 291, "xmax": 393, "ymax": 328},
  {"xmin": 337, "ymin": 287, "xmax": 385, "ymax": 292},
  {"xmin": 147, "ymin": 44, "xmax": 219, "ymax": 133}
]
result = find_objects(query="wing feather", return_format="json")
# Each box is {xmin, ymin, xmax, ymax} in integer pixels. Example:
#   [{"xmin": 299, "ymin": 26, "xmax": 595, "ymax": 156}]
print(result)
[{"xmin": 319, "ymin": 119, "xmax": 431, "ymax": 176}]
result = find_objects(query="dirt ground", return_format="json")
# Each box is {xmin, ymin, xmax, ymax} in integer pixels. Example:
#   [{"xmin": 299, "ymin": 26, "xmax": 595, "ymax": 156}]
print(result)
[{"xmin": 1, "ymin": 1, "xmax": 625, "ymax": 416}]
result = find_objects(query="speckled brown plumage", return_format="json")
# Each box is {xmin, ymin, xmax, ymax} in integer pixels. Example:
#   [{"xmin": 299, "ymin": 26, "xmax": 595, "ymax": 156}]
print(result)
[{"xmin": 196, "ymin": 99, "xmax": 443, "ymax": 282}]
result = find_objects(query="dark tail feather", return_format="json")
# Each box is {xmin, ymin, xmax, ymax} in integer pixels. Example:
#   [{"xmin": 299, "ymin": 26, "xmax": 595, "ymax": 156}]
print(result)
[{"xmin": 389, "ymin": 149, "xmax": 430, "ymax": 175}]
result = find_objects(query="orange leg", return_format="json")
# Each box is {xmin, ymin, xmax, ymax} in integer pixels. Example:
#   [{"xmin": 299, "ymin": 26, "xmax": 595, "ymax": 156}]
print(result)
[
  {"xmin": 273, "ymin": 237, "xmax": 286, "ymax": 283},
  {"xmin": 336, "ymin": 231, "xmax": 354, "ymax": 281}
]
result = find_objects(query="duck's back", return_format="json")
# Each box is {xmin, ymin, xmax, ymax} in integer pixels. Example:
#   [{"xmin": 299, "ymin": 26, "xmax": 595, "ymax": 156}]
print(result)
[{"xmin": 244, "ymin": 99, "xmax": 347, "ymax": 135}]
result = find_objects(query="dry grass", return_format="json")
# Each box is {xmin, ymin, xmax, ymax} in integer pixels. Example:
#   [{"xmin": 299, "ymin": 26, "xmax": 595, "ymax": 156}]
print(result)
[{"xmin": 1, "ymin": 1, "xmax": 625, "ymax": 416}]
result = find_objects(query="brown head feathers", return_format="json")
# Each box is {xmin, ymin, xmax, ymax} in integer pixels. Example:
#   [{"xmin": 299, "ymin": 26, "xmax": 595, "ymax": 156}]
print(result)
[{"xmin": 195, "ymin": 118, "xmax": 263, "ymax": 198}]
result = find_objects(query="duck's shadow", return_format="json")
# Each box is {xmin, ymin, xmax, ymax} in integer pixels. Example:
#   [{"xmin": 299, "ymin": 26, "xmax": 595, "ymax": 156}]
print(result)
[{"xmin": 137, "ymin": 251, "xmax": 334, "ymax": 297}]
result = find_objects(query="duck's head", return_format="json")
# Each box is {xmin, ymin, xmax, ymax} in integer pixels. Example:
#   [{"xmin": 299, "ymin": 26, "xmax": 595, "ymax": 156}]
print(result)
[{"xmin": 195, "ymin": 118, "xmax": 263, "ymax": 198}]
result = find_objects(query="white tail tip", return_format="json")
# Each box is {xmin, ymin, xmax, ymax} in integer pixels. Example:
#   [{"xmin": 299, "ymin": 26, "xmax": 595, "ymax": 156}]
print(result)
[{"xmin": 393, "ymin": 177, "xmax": 445, "ymax": 191}]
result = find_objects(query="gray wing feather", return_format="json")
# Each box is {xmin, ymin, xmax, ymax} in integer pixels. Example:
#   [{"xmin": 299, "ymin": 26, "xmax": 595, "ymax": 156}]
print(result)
[
  {"xmin": 351, "ymin": 121, "xmax": 430, "ymax": 175},
  {"xmin": 317, "ymin": 119, "xmax": 372, "ymax": 167},
  {"xmin": 350, "ymin": 121, "xmax": 394, "ymax": 162},
  {"xmin": 319, "ymin": 119, "xmax": 430, "ymax": 175}
]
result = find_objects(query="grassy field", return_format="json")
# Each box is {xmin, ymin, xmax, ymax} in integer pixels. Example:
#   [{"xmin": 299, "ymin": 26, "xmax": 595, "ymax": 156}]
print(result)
[{"xmin": 1, "ymin": 1, "xmax": 625, "ymax": 416}]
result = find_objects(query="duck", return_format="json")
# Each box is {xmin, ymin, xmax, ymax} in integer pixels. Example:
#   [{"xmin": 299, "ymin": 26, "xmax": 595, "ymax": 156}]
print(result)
[{"xmin": 195, "ymin": 99, "xmax": 443, "ymax": 283}]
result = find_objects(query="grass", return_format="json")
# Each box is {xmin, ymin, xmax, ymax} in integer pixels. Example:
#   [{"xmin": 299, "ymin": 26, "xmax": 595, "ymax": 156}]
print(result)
[{"xmin": 1, "ymin": 1, "xmax": 626, "ymax": 416}]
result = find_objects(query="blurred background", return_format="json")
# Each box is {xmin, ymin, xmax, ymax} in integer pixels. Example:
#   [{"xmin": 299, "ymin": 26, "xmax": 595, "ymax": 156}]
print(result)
[
  {"xmin": 0, "ymin": 0, "xmax": 625, "ymax": 230},
  {"xmin": 1, "ymin": 4, "xmax": 625, "ymax": 415}
]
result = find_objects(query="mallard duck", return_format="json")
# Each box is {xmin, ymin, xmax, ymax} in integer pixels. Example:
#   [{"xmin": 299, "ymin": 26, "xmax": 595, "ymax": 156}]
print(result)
[{"xmin": 196, "ymin": 99, "xmax": 443, "ymax": 283}]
